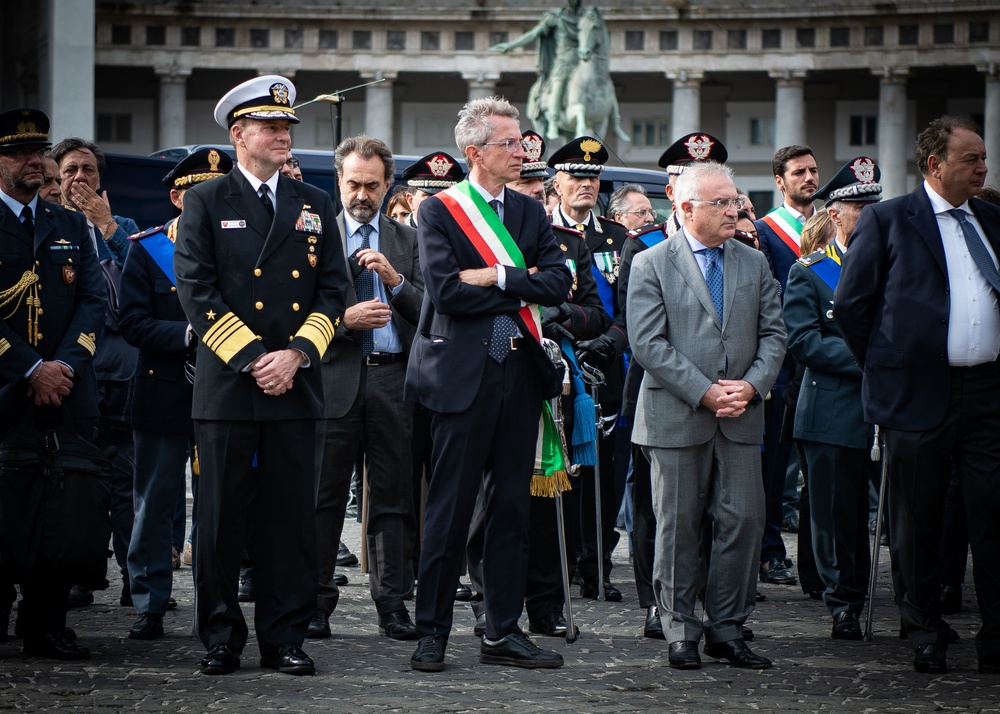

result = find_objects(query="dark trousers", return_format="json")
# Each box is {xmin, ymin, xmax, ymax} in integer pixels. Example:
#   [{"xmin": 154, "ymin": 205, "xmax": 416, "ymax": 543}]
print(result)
[
  {"xmin": 578, "ymin": 403, "xmax": 623, "ymax": 586},
  {"xmin": 802, "ymin": 440, "xmax": 874, "ymax": 616},
  {"xmin": 630, "ymin": 442, "xmax": 656, "ymax": 608},
  {"xmin": 794, "ymin": 441, "xmax": 825, "ymax": 597},
  {"xmin": 128, "ymin": 430, "xmax": 190, "ymax": 616},
  {"xmin": 939, "ymin": 465, "xmax": 969, "ymax": 587},
  {"xmin": 315, "ymin": 361, "xmax": 416, "ymax": 616},
  {"xmin": 96, "ymin": 418, "xmax": 136, "ymax": 576},
  {"xmin": 885, "ymin": 361, "xmax": 1000, "ymax": 659},
  {"xmin": 760, "ymin": 372, "xmax": 791, "ymax": 564},
  {"xmin": 415, "ymin": 349, "xmax": 540, "ymax": 640},
  {"xmin": 193, "ymin": 419, "xmax": 318, "ymax": 656}
]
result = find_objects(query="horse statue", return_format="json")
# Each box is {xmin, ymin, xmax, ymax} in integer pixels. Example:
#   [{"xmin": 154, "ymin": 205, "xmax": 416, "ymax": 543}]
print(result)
[{"xmin": 559, "ymin": 7, "xmax": 630, "ymax": 143}]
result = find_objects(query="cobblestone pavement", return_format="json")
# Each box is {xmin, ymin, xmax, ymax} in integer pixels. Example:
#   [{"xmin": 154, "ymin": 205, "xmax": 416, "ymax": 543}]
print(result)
[{"xmin": 2, "ymin": 515, "xmax": 997, "ymax": 713}]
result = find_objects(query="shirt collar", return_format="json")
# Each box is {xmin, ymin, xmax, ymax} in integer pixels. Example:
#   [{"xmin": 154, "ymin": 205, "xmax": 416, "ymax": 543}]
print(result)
[
  {"xmin": 0, "ymin": 187, "xmax": 38, "ymax": 220},
  {"xmin": 923, "ymin": 180, "xmax": 972, "ymax": 216},
  {"xmin": 683, "ymin": 227, "xmax": 723, "ymax": 254},
  {"xmin": 237, "ymin": 163, "xmax": 279, "ymax": 198},
  {"xmin": 344, "ymin": 212, "xmax": 379, "ymax": 239},
  {"xmin": 783, "ymin": 202, "xmax": 810, "ymax": 224},
  {"xmin": 468, "ymin": 177, "xmax": 503, "ymax": 207}
]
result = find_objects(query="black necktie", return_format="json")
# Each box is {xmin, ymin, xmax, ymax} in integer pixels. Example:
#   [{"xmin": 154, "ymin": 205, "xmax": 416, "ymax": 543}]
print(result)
[
  {"xmin": 20, "ymin": 205, "xmax": 34, "ymax": 239},
  {"xmin": 259, "ymin": 185, "xmax": 275, "ymax": 223},
  {"xmin": 949, "ymin": 209, "xmax": 1000, "ymax": 294},
  {"xmin": 484, "ymin": 198, "xmax": 519, "ymax": 362},
  {"xmin": 355, "ymin": 223, "xmax": 375, "ymax": 356}
]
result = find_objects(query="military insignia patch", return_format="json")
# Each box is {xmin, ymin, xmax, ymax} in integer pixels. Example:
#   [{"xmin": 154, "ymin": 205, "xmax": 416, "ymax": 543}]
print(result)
[
  {"xmin": 206, "ymin": 310, "xmax": 216, "ymax": 321},
  {"xmin": 426, "ymin": 154, "xmax": 455, "ymax": 178},
  {"xmin": 271, "ymin": 83, "xmax": 290, "ymax": 105},
  {"xmin": 62, "ymin": 265, "xmax": 75, "ymax": 285},
  {"xmin": 308, "ymin": 254, "xmax": 318, "ymax": 267},
  {"xmin": 849, "ymin": 157, "xmax": 876, "ymax": 184},
  {"xmin": 208, "ymin": 149, "xmax": 221, "ymax": 173},
  {"xmin": 295, "ymin": 210, "xmax": 323, "ymax": 234},
  {"xmin": 523, "ymin": 134, "xmax": 543, "ymax": 162},
  {"xmin": 684, "ymin": 134, "xmax": 715, "ymax": 160},
  {"xmin": 580, "ymin": 138, "xmax": 602, "ymax": 161}
]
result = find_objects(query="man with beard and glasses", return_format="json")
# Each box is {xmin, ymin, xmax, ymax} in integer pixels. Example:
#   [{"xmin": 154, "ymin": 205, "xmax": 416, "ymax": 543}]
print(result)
[{"xmin": 309, "ymin": 135, "xmax": 424, "ymax": 641}]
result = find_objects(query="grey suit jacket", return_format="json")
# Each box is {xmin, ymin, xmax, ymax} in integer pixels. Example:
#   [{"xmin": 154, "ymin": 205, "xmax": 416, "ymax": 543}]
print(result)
[
  {"xmin": 627, "ymin": 229, "xmax": 786, "ymax": 448},
  {"xmin": 319, "ymin": 213, "xmax": 423, "ymax": 419}
]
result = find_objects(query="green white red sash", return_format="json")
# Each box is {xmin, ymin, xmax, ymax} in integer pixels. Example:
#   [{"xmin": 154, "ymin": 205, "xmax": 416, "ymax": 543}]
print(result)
[
  {"xmin": 761, "ymin": 205, "xmax": 804, "ymax": 258},
  {"xmin": 438, "ymin": 181, "xmax": 570, "ymax": 496}
]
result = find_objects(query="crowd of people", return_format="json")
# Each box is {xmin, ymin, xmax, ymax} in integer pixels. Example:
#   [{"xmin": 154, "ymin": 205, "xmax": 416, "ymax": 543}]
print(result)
[{"xmin": 1, "ymin": 75, "xmax": 998, "ymax": 679}]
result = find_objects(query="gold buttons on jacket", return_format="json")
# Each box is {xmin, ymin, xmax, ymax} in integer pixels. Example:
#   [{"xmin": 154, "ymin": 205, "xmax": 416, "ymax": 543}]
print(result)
[
  {"xmin": 255, "ymin": 301, "xmax": 264, "ymax": 310},
  {"xmin": 254, "ymin": 268, "xmax": 262, "ymax": 277},
  {"xmin": 292, "ymin": 270, "xmax": 300, "ymax": 278},
  {"xmin": 292, "ymin": 303, "xmax": 300, "ymax": 311},
  {"xmin": 170, "ymin": 286, "xmax": 176, "ymax": 292},
  {"xmin": 149, "ymin": 370, "xmax": 155, "ymax": 375}
]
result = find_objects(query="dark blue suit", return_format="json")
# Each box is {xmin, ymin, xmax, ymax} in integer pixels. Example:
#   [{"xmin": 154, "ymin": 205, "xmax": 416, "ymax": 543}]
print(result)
[
  {"xmin": 835, "ymin": 185, "xmax": 1000, "ymax": 660},
  {"xmin": 755, "ymin": 217, "xmax": 800, "ymax": 295},
  {"xmin": 119, "ymin": 220, "xmax": 195, "ymax": 617},
  {"xmin": 405, "ymin": 184, "xmax": 571, "ymax": 640},
  {"xmin": 784, "ymin": 247, "xmax": 874, "ymax": 618}
]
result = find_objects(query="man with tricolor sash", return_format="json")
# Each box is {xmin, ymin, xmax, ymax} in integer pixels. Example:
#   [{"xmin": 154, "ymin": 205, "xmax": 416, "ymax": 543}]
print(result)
[
  {"xmin": 783, "ymin": 156, "xmax": 883, "ymax": 643},
  {"xmin": 175, "ymin": 75, "xmax": 350, "ymax": 676},
  {"xmin": 405, "ymin": 96, "xmax": 572, "ymax": 672},
  {"xmin": 119, "ymin": 147, "xmax": 232, "ymax": 643}
]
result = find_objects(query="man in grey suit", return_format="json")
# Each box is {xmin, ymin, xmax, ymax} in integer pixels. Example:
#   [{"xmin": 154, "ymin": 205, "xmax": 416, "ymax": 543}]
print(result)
[
  {"xmin": 627, "ymin": 162, "xmax": 785, "ymax": 670},
  {"xmin": 311, "ymin": 135, "xmax": 424, "ymax": 640}
]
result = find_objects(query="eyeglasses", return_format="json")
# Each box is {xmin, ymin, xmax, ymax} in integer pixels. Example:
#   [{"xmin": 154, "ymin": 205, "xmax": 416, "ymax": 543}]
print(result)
[
  {"xmin": 691, "ymin": 197, "xmax": 746, "ymax": 211},
  {"xmin": 0, "ymin": 147, "xmax": 46, "ymax": 160},
  {"xmin": 623, "ymin": 208, "xmax": 657, "ymax": 219},
  {"xmin": 285, "ymin": 157, "xmax": 300, "ymax": 168},
  {"xmin": 481, "ymin": 138, "xmax": 528, "ymax": 153}
]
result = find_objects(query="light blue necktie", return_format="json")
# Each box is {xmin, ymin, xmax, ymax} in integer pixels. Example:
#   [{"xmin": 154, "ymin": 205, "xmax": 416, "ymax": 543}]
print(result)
[{"xmin": 700, "ymin": 247, "xmax": 724, "ymax": 320}]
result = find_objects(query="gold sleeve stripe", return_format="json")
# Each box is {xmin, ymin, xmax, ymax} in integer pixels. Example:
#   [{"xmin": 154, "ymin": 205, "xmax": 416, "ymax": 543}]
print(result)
[
  {"xmin": 0, "ymin": 337, "xmax": 9, "ymax": 357},
  {"xmin": 294, "ymin": 312, "xmax": 336, "ymax": 355},
  {"xmin": 203, "ymin": 312, "xmax": 258, "ymax": 364},
  {"xmin": 77, "ymin": 332, "xmax": 96, "ymax": 356}
]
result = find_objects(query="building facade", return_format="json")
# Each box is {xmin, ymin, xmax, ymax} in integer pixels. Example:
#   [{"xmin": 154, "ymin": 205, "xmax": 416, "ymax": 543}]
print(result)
[{"xmin": 3, "ymin": 0, "xmax": 998, "ymax": 208}]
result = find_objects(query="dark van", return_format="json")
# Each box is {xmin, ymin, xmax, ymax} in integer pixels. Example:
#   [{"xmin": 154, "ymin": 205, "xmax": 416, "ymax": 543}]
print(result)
[{"xmin": 102, "ymin": 146, "xmax": 671, "ymax": 232}]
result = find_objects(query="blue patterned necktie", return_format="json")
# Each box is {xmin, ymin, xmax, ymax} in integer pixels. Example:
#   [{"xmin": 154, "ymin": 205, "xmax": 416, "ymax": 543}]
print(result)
[
  {"xmin": 949, "ymin": 209, "xmax": 1000, "ymax": 294},
  {"xmin": 701, "ymin": 247, "xmax": 724, "ymax": 320},
  {"xmin": 485, "ymin": 198, "xmax": 518, "ymax": 362},
  {"xmin": 355, "ymin": 222, "xmax": 375, "ymax": 355}
]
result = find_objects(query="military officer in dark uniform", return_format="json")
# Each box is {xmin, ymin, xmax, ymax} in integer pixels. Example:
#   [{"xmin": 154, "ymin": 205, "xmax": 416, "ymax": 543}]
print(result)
[
  {"xmin": 174, "ymin": 76, "xmax": 349, "ymax": 676},
  {"xmin": 401, "ymin": 151, "xmax": 465, "ymax": 228},
  {"xmin": 620, "ymin": 133, "xmax": 729, "ymax": 636},
  {"xmin": 0, "ymin": 108, "xmax": 105, "ymax": 658},
  {"xmin": 119, "ymin": 147, "xmax": 233, "ymax": 641},
  {"xmin": 548, "ymin": 136, "xmax": 628, "ymax": 601},
  {"xmin": 784, "ymin": 157, "xmax": 883, "ymax": 640}
]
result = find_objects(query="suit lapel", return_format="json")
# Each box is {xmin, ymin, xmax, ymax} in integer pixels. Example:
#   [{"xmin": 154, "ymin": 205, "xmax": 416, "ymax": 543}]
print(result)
[
  {"xmin": 31, "ymin": 201, "xmax": 60, "ymax": 254},
  {"xmin": 224, "ymin": 170, "xmax": 271, "ymax": 241},
  {"xmin": 721, "ymin": 243, "xmax": 739, "ymax": 328},
  {"xmin": 669, "ymin": 235, "xmax": 720, "ymax": 328},
  {"xmin": 258, "ymin": 176, "xmax": 304, "ymax": 265},
  {"xmin": 336, "ymin": 212, "xmax": 358, "ymax": 307},
  {"xmin": 502, "ymin": 188, "xmax": 524, "ymax": 251},
  {"xmin": 0, "ymin": 201, "xmax": 34, "ymax": 250},
  {"xmin": 907, "ymin": 187, "xmax": 948, "ymax": 276},
  {"xmin": 970, "ymin": 198, "xmax": 1000, "ymax": 259}
]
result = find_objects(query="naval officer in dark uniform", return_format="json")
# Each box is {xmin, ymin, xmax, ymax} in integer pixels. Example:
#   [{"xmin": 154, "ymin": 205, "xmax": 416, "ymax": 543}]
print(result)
[
  {"xmin": 783, "ymin": 157, "xmax": 883, "ymax": 641},
  {"xmin": 0, "ymin": 108, "xmax": 105, "ymax": 659},
  {"xmin": 119, "ymin": 147, "xmax": 233, "ymax": 641},
  {"xmin": 174, "ymin": 75, "xmax": 349, "ymax": 676}
]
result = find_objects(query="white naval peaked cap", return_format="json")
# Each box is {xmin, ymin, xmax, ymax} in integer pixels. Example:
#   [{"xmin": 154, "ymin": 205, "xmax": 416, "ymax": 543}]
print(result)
[{"xmin": 214, "ymin": 74, "xmax": 300, "ymax": 130}]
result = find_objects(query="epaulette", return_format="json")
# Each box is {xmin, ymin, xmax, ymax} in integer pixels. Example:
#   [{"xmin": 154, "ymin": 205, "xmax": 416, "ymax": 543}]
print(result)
[
  {"xmin": 796, "ymin": 248, "xmax": 827, "ymax": 267},
  {"xmin": 551, "ymin": 223, "xmax": 585, "ymax": 238},
  {"xmin": 627, "ymin": 222, "xmax": 665, "ymax": 240},
  {"xmin": 597, "ymin": 215, "xmax": 625, "ymax": 231},
  {"xmin": 129, "ymin": 224, "xmax": 166, "ymax": 241}
]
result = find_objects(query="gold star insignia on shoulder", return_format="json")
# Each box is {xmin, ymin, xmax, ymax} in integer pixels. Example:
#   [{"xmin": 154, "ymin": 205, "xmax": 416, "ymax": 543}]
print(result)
[{"xmin": 206, "ymin": 310, "xmax": 216, "ymax": 321}]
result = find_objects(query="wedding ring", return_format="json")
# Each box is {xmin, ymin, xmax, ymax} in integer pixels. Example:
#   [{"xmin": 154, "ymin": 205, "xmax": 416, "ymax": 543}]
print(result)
[{"xmin": 266, "ymin": 381, "xmax": 275, "ymax": 389}]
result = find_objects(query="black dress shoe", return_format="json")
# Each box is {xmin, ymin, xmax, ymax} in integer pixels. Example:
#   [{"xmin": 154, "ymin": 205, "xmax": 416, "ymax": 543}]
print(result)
[
  {"xmin": 166, "ymin": 597, "xmax": 177, "ymax": 610},
  {"xmin": 643, "ymin": 605, "xmax": 665, "ymax": 639},
  {"xmin": 704, "ymin": 639, "xmax": 772, "ymax": 669},
  {"xmin": 978, "ymin": 652, "xmax": 1000, "ymax": 674},
  {"xmin": 379, "ymin": 609, "xmax": 418, "ymax": 640},
  {"xmin": 581, "ymin": 580, "xmax": 623, "ymax": 601},
  {"xmin": 529, "ymin": 612, "xmax": 578, "ymax": 638},
  {"xmin": 129, "ymin": 613, "xmax": 164, "ymax": 640},
  {"xmin": 668, "ymin": 640, "xmax": 701, "ymax": 669},
  {"xmin": 913, "ymin": 643, "xmax": 947, "ymax": 674},
  {"xmin": 759, "ymin": 557, "xmax": 797, "ymax": 585},
  {"xmin": 337, "ymin": 541, "xmax": 359, "ymax": 567},
  {"xmin": 755, "ymin": 590, "xmax": 767, "ymax": 602},
  {"xmin": 23, "ymin": 632, "xmax": 90, "ymax": 660},
  {"xmin": 66, "ymin": 585, "xmax": 94, "ymax": 608},
  {"xmin": 474, "ymin": 612, "xmax": 486, "ymax": 638},
  {"xmin": 306, "ymin": 611, "xmax": 331, "ymax": 639},
  {"xmin": 411, "ymin": 634, "xmax": 447, "ymax": 672},
  {"xmin": 237, "ymin": 572, "xmax": 255, "ymax": 602},
  {"xmin": 939, "ymin": 584, "xmax": 962, "ymax": 615},
  {"xmin": 120, "ymin": 576, "xmax": 133, "ymax": 607},
  {"xmin": 455, "ymin": 583, "xmax": 473, "ymax": 602},
  {"xmin": 832, "ymin": 611, "xmax": 862, "ymax": 640},
  {"xmin": 201, "ymin": 644, "xmax": 240, "ymax": 675},
  {"xmin": 480, "ymin": 632, "xmax": 563, "ymax": 668},
  {"xmin": 742, "ymin": 626, "xmax": 754, "ymax": 641},
  {"xmin": 333, "ymin": 572, "xmax": 348, "ymax": 587},
  {"xmin": 261, "ymin": 642, "xmax": 315, "ymax": 675}
]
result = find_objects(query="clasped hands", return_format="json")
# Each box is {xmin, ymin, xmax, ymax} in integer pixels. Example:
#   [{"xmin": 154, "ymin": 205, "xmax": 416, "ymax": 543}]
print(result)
[
  {"xmin": 457, "ymin": 265, "xmax": 539, "ymax": 287},
  {"xmin": 700, "ymin": 379, "xmax": 756, "ymax": 419},
  {"xmin": 251, "ymin": 349, "xmax": 305, "ymax": 396}
]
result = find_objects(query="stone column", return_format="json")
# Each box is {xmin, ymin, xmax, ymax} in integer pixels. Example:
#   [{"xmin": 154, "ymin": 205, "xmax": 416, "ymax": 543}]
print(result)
[
  {"xmin": 980, "ymin": 64, "xmax": 1000, "ymax": 182},
  {"xmin": 769, "ymin": 69, "xmax": 808, "ymax": 148},
  {"xmin": 155, "ymin": 67, "xmax": 191, "ymax": 149},
  {"xmin": 362, "ymin": 71, "xmax": 396, "ymax": 145},
  {"xmin": 40, "ymin": 0, "xmax": 95, "ymax": 141},
  {"xmin": 667, "ymin": 71, "xmax": 703, "ymax": 139},
  {"xmin": 874, "ymin": 67, "xmax": 909, "ymax": 200},
  {"xmin": 463, "ymin": 72, "xmax": 499, "ymax": 102}
]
